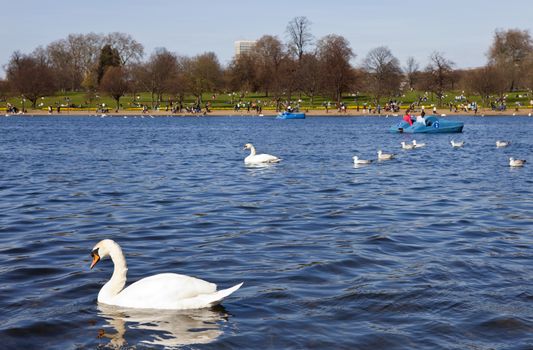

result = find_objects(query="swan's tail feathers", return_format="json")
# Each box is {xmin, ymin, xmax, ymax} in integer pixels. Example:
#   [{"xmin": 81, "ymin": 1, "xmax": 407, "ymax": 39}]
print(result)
[{"xmin": 206, "ymin": 282, "xmax": 243, "ymax": 307}]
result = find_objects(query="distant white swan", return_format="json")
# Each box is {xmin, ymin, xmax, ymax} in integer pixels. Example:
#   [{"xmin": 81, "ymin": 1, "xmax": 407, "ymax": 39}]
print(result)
[
  {"xmin": 509, "ymin": 157, "xmax": 526, "ymax": 167},
  {"xmin": 496, "ymin": 140, "xmax": 510, "ymax": 148},
  {"xmin": 90, "ymin": 239, "xmax": 243, "ymax": 310},
  {"xmin": 450, "ymin": 140, "xmax": 465, "ymax": 148},
  {"xmin": 353, "ymin": 156, "xmax": 372, "ymax": 165},
  {"xmin": 401, "ymin": 141, "xmax": 415, "ymax": 150},
  {"xmin": 243, "ymin": 143, "xmax": 280, "ymax": 164},
  {"xmin": 377, "ymin": 150, "xmax": 395, "ymax": 160},
  {"xmin": 412, "ymin": 139, "xmax": 426, "ymax": 148}
]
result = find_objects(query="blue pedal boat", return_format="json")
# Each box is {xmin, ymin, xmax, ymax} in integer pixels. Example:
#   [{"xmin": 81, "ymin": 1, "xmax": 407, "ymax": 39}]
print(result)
[
  {"xmin": 389, "ymin": 115, "xmax": 463, "ymax": 133},
  {"xmin": 276, "ymin": 111, "xmax": 306, "ymax": 119}
]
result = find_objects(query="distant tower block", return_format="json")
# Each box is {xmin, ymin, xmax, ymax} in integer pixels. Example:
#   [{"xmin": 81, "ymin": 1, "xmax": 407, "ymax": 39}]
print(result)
[{"xmin": 234, "ymin": 40, "xmax": 256, "ymax": 56}]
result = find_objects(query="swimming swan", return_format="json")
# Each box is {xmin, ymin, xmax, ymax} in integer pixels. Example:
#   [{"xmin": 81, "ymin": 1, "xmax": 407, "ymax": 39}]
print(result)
[
  {"xmin": 90, "ymin": 239, "xmax": 243, "ymax": 310},
  {"xmin": 243, "ymin": 143, "xmax": 280, "ymax": 164}
]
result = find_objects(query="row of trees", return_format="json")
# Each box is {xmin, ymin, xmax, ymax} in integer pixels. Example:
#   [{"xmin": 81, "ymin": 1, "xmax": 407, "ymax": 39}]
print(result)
[{"xmin": 2, "ymin": 19, "xmax": 532, "ymax": 111}]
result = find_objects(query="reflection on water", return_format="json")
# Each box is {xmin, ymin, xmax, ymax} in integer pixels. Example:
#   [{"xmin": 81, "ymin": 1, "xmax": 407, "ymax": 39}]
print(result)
[
  {"xmin": 97, "ymin": 304, "xmax": 228, "ymax": 348},
  {"xmin": 244, "ymin": 162, "xmax": 280, "ymax": 169}
]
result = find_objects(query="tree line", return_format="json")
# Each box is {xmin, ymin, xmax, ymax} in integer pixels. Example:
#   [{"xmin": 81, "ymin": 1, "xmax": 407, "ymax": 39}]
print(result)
[{"xmin": 1, "ymin": 18, "xmax": 532, "ymax": 111}]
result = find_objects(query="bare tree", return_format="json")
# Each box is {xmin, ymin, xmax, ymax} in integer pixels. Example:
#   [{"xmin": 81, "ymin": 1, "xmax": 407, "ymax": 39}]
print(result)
[
  {"xmin": 252, "ymin": 35, "xmax": 286, "ymax": 99},
  {"xmin": 99, "ymin": 66, "xmax": 129, "ymax": 111},
  {"xmin": 6, "ymin": 50, "xmax": 56, "ymax": 109},
  {"xmin": 425, "ymin": 52, "xmax": 455, "ymax": 107},
  {"xmin": 226, "ymin": 53, "xmax": 259, "ymax": 94},
  {"xmin": 404, "ymin": 56, "xmax": 419, "ymax": 90},
  {"xmin": 298, "ymin": 52, "xmax": 321, "ymax": 105},
  {"xmin": 463, "ymin": 65, "xmax": 507, "ymax": 107},
  {"xmin": 167, "ymin": 55, "xmax": 190, "ymax": 108},
  {"xmin": 134, "ymin": 48, "xmax": 179, "ymax": 108},
  {"xmin": 105, "ymin": 32, "xmax": 144, "ymax": 66},
  {"xmin": 0, "ymin": 79, "xmax": 10, "ymax": 102},
  {"xmin": 46, "ymin": 33, "xmax": 103, "ymax": 91},
  {"xmin": 316, "ymin": 34, "xmax": 355, "ymax": 104},
  {"xmin": 524, "ymin": 53, "xmax": 533, "ymax": 93},
  {"xmin": 286, "ymin": 16, "xmax": 314, "ymax": 61},
  {"xmin": 184, "ymin": 52, "xmax": 223, "ymax": 106},
  {"xmin": 363, "ymin": 46, "xmax": 402, "ymax": 106},
  {"xmin": 488, "ymin": 29, "xmax": 533, "ymax": 91}
]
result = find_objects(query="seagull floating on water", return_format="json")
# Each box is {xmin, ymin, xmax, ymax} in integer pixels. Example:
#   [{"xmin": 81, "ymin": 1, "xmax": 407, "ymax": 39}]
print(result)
[
  {"xmin": 412, "ymin": 140, "xmax": 426, "ymax": 148},
  {"xmin": 377, "ymin": 150, "xmax": 395, "ymax": 160},
  {"xmin": 509, "ymin": 157, "xmax": 526, "ymax": 167},
  {"xmin": 496, "ymin": 140, "xmax": 510, "ymax": 148},
  {"xmin": 450, "ymin": 140, "xmax": 465, "ymax": 148},
  {"xmin": 401, "ymin": 141, "xmax": 415, "ymax": 150},
  {"xmin": 353, "ymin": 156, "xmax": 372, "ymax": 165},
  {"xmin": 243, "ymin": 143, "xmax": 281, "ymax": 164}
]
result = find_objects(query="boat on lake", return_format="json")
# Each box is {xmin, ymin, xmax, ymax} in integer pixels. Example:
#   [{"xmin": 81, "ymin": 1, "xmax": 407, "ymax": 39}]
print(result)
[
  {"xmin": 276, "ymin": 111, "xmax": 306, "ymax": 119},
  {"xmin": 389, "ymin": 115, "xmax": 463, "ymax": 133}
]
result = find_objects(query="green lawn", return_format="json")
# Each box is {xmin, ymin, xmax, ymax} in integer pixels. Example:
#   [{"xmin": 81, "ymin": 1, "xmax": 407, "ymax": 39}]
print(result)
[{"xmin": 2, "ymin": 90, "xmax": 532, "ymax": 111}]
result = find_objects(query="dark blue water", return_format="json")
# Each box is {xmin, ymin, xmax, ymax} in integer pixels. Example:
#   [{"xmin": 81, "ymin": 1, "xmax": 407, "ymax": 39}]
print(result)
[{"xmin": 0, "ymin": 115, "xmax": 532, "ymax": 349}]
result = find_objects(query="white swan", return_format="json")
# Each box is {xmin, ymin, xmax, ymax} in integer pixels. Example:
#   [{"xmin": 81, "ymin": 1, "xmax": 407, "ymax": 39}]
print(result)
[
  {"xmin": 450, "ymin": 140, "xmax": 465, "ymax": 148},
  {"xmin": 90, "ymin": 239, "xmax": 243, "ymax": 310},
  {"xmin": 377, "ymin": 150, "xmax": 395, "ymax": 160},
  {"xmin": 509, "ymin": 157, "xmax": 526, "ymax": 167},
  {"xmin": 243, "ymin": 143, "xmax": 280, "ymax": 164},
  {"xmin": 496, "ymin": 140, "xmax": 510, "ymax": 148},
  {"xmin": 412, "ymin": 139, "xmax": 426, "ymax": 148},
  {"xmin": 353, "ymin": 156, "xmax": 372, "ymax": 165},
  {"xmin": 401, "ymin": 141, "xmax": 415, "ymax": 150}
]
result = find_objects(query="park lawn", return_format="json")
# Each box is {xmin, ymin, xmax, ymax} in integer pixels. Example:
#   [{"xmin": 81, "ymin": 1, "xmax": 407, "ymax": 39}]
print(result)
[{"xmin": 3, "ymin": 90, "xmax": 531, "ymax": 111}]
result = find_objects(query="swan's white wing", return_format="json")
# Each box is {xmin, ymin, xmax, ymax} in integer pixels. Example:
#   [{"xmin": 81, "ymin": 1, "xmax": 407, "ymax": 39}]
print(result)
[
  {"xmin": 111, "ymin": 273, "xmax": 217, "ymax": 309},
  {"xmin": 245, "ymin": 154, "xmax": 280, "ymax": 164},
  {"xmin": 171, "ymin": 282, "xmax": 244, "ymax": 309}
]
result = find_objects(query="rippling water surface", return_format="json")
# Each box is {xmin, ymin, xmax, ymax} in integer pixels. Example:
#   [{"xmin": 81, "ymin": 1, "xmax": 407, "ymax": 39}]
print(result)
[{"xmin": 0, "ymin": 115, "xmax": 532, "ymax": 349}]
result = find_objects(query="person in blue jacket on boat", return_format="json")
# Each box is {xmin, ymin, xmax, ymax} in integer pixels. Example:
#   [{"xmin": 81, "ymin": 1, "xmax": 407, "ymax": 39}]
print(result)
[{"xmin": 403, "ymin": 109, "xmax": 413, "ymax": 126}]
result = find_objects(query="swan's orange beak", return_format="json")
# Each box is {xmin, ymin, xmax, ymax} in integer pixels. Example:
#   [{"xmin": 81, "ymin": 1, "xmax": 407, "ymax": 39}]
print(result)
[{"xmin": 90, "ymin": 251, "xmax": 100, "ymax": 269}]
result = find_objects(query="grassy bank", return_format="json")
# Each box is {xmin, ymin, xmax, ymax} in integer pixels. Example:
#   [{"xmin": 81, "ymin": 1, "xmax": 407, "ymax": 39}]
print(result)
[{"xmin": 3, "ymin": 90, "xmax": 532, "ymax": 112}]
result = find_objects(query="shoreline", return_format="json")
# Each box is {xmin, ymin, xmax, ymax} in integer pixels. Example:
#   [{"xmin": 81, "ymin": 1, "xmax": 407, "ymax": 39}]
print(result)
[{"xmin": 3, "ymin": 108, "xmax": 533, "ymax": 117}]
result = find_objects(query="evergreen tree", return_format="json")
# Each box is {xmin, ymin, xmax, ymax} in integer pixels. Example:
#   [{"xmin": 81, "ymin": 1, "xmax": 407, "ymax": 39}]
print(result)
[{"xmin": 97, "ymin": 44, "xmax": 121, "ymax": 84}]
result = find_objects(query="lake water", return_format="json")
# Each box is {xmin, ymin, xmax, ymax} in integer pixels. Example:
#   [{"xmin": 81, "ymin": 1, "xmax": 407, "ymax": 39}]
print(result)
[{"xmin": 0, "ymin": 115, "xmax": 532, "ymax": 349}]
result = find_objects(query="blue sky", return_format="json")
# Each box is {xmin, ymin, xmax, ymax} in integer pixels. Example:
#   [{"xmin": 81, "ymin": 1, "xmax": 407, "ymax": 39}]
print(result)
[{"xmin": 1, "ymin": 0, "xmax": 532, "ymax": 77}]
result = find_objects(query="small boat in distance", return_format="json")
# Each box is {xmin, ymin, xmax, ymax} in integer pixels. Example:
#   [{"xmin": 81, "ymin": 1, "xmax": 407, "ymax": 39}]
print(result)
[
  {"xmin": 276, "ymin": 111, "xmax": 306, "ymax": 119},
  {"xmin": 390, "ymin": 115, "xmax": 463, "ymax": 133}
]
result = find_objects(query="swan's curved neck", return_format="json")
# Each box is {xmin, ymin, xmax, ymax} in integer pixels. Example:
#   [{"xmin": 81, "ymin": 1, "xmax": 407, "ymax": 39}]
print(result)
[
  {"xmin": 248, "ymin": 146, "xmax": 256, "ymax": 156},
  {"xmin": 98, "ymin": 242, "xmax": 128, "ymax": 303}
]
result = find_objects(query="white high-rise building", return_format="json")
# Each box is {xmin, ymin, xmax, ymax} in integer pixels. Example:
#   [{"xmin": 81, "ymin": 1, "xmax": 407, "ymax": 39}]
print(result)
[{"xmin": 234, "ymin": 40, "xmax": 256, "ymax": 56}]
